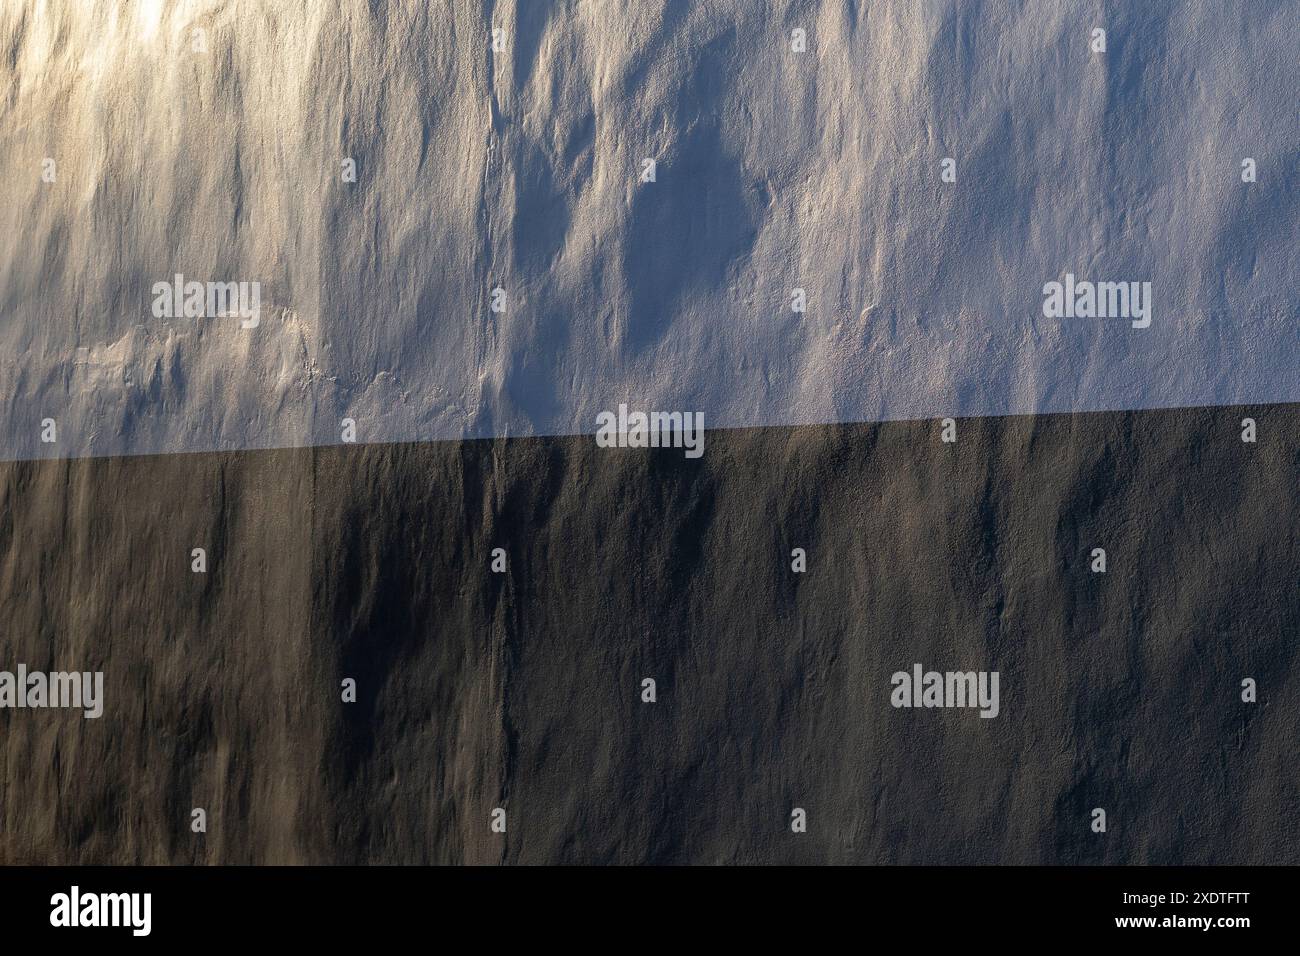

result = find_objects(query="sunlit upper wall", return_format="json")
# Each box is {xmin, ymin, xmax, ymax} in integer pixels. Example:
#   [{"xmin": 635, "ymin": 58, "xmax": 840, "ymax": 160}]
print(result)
[{"xmin": 0, "ymin": 1, "xmax": 1295, "ymax": 460}]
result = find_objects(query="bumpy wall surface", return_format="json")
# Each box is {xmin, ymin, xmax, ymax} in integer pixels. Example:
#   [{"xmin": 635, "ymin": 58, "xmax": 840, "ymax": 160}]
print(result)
[{"xmin": 0, "ymin": 2, "xmax": 1294, "ymax": 866}]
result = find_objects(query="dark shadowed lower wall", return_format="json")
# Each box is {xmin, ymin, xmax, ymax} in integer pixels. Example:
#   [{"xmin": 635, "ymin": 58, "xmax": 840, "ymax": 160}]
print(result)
[{"xmin": 0, "ymin": 404, "xmax": 1295, "ymax": 864}]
